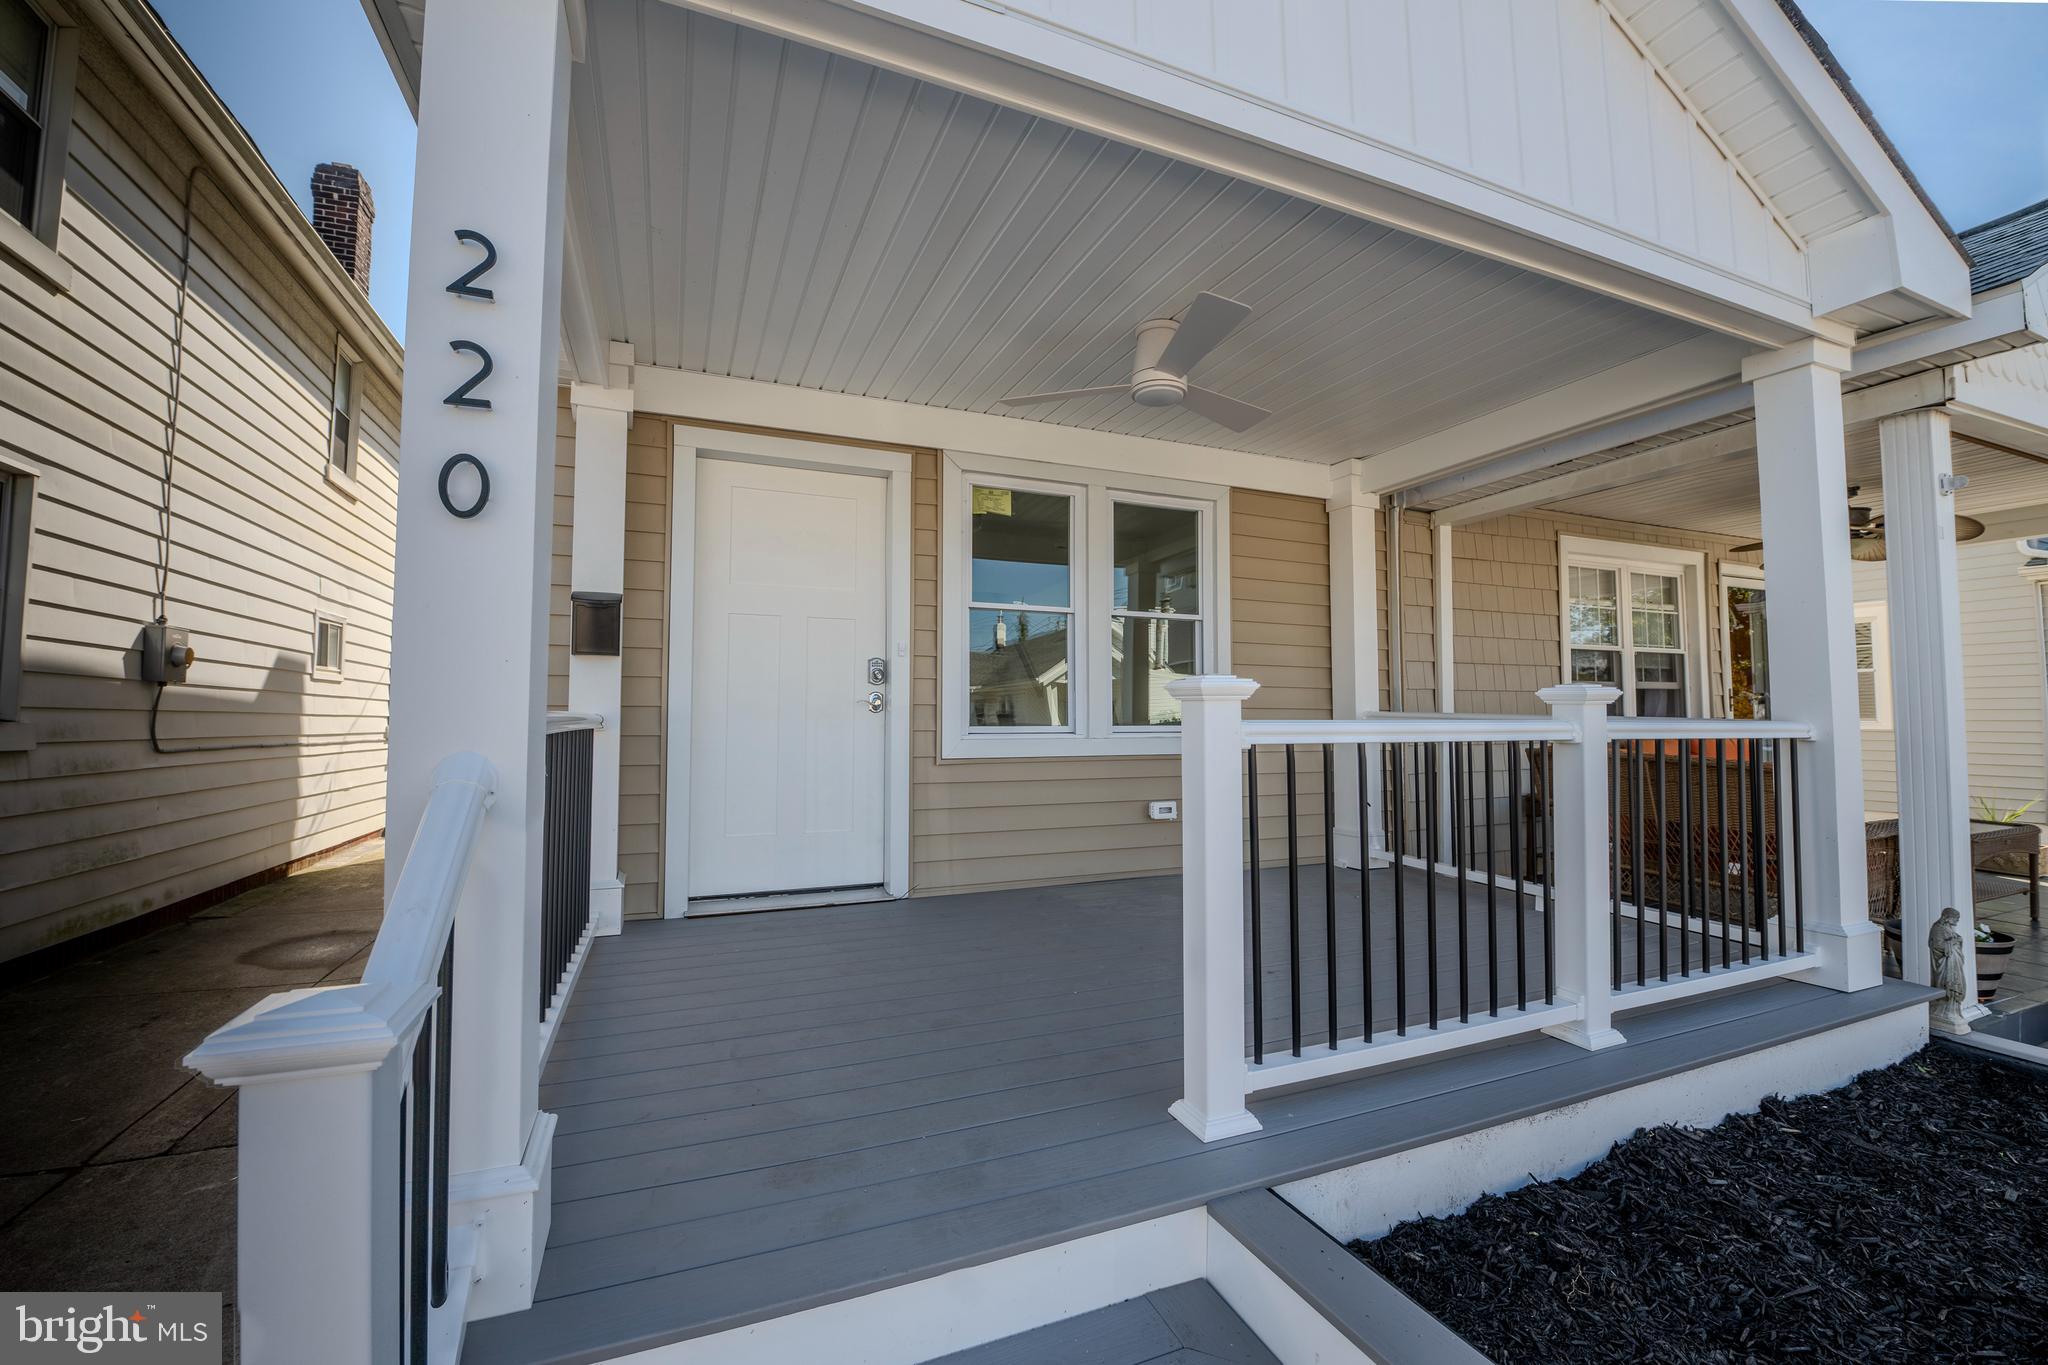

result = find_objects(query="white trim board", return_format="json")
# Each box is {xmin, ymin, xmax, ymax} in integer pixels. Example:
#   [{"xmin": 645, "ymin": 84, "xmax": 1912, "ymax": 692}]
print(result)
[
  {"xmin": 1277, "ymin": 1000, "xmax": 1928, "ymax": 1244},
  {"xmin": 630, "ymin": 365, "xmax": 1330, "ymax": 498},
  {"xmin": 663, "ymin": 428, "xmax": 915, "ymax": 917}
]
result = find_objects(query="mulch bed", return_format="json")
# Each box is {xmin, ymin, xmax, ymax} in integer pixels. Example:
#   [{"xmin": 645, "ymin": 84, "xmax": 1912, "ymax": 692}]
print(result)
[{"xmin": 1349, "ymin": 1047, "xmax": 2048, "ymax": 1363}]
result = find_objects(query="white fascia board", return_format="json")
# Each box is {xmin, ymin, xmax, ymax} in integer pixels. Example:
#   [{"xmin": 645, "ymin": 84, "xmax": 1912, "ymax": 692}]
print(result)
[
  {"xmin": 700, "ymin": 0, "xmax": 1835, "ymax": 347},
  {"xmin": 1349, "ymin": 334, "xmax": 1749, "ymax": 494},
  {"xmin": 630, "ymin": 366, "xmax": 1333, "ymax": 497},
  {"xmin": 1719, "ymin": 0, "xmax": 1971, "ymax": 320}
]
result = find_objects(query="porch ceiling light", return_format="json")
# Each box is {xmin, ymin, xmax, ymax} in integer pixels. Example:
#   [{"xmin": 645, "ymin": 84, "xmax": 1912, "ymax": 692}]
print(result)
[{"xmin": 1735, "ymin": 486, "xmax": 1986, "ymax": 562}]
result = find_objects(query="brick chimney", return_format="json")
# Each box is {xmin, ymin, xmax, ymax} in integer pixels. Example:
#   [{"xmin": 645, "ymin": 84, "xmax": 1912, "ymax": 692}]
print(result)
[{"xmin": 311, "ymin": 162, "xmax": 374, "ymax": 294}]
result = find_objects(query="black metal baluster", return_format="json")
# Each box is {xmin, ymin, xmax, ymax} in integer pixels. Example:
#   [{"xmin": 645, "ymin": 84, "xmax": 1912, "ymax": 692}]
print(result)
[
  {"xmin": 1286, "ymin": 745, "xmax": 1302, "ymax": 1057},
  {"xmin": 1631, "ymin": 741, "xmax": 1646, "ymax": 987},
  {"xmin": 1789, "ymin": 741, "xmax": 1806, "ymax": 954},
  {"xmin": 1654, "ymin": 744, "xmax": 1669, "ymax": 982},
  {"xmin": 1247, "ymin": 746, "xmax": 1263, "ymax": 1063},
  {"xmin": 1484, "ymin": 742, "xmax": 1498, "ymax": 1016},
  {"xmin": 1359, "ymin": 741, "xmax": 1374, "ymax": 1040},
  {"xmin": 406, "ymin": 1026, "xmax": 431, "ymax": 1363},
  {"xmin": 1508, "ymin": 743, "xmax": 1525, "ymax": 1009},
  {"xmin": 1715, "ymin": 743, "xmax": 1730, "ymax": 970},
  {"xmin": 1454, "ymin": 742, "xmax": 1469, "ymax": 1023},
  {"xmin": 1390, "ymin": 745, "xmax": 1408, "ymax": 1036},
  {"xmin": 1610, "ymin": 737, "xmax": 1622, "ymax": 989},
  {"xmin": 1737, "ymin": 740, "xmax": 1752, "ymax": 964},
  {"xmin": 1324, "ymin": 743, "xmax": 1337, "ymax": 1050},
  {"xmin": 1679, "ymin": 740, "xmax": 1693, "ymax": 978},
  {"xmin": 1424, "ymin": 744, "xmax": 1440, "ymax": 1029},
  {"xmin": 430, "ymin": 937, "xmax": 453, "ymax": 1308},
  {"xmin": 1541, "ymin": 743, "xmax": 1555, "ymax": 1005}
]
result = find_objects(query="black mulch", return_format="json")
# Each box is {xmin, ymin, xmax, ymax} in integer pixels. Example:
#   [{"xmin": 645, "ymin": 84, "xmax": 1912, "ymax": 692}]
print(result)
[{"xmin": 1349, "ymin": 1047, "xmax": 2048, "ymax": 1363}]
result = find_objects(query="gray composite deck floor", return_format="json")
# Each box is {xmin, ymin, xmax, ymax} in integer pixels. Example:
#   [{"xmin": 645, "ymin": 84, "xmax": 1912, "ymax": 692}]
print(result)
[
  {"xmin": 930, "ymin": 1279, "xmax": 1278, "ymax": 1365},
  {"xmin": 461, "ymin": 867, "xmax": 1930, "ymax": 1365}
]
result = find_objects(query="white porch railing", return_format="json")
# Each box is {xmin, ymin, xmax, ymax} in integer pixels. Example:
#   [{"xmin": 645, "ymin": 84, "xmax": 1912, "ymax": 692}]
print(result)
[
  {"xmin": 540, "ymin": 711, "xmax": 603, "ymax": 1062},
  {"xmin": 186, "ymin": 752, "xmax": 495, "ymax": 1363},
  {"xmin": 1165, "ymin": 678, "xmax": 1821, "ymax": 1143}
]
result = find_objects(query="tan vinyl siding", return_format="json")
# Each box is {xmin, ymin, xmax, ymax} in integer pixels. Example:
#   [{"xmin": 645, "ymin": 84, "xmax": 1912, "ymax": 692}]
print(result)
[
  {"xmin": 548, "ymin": 404, "xmax": 670, "ymax": 919},
  {"xmin": 1233, "ymin": 489, "xmax": 1333, "ymax": 867},
  {"xmin": 1854, "ymin": 511, "xmax": 2048, "ymax": 819},
  {"xmin": 0, "ymin": 26, "xmax": 398, "ymax": 961},
  {"xmin": 1441, "ymin": 510, "xmax": 1760, "ymax": 716}
]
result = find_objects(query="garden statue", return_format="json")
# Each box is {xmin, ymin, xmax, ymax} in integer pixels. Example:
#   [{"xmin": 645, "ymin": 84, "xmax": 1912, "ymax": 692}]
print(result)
[{"xmin": 1928, "ymin": 906, "xmax": 1971, "ymax": 1034}]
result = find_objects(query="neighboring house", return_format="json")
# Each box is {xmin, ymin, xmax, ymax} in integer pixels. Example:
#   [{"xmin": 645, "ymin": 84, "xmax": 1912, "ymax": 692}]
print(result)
[
  {"xmin": 190, "ymin": 2, "xmax": 2048, "ymax": 1362},
  {"xmin": 0, "ymin": 0, "xmax": 400, "ymax": 964}
]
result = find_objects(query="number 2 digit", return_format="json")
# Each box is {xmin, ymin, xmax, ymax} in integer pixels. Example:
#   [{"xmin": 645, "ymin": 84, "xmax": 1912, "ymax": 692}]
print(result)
[
  {"xmin": 444, "ymin": 340, "xmax": 493, "ymax": 410},
  {"xmin": 447, "ymin": 229, "xmax": 497, "ymax": 301}
]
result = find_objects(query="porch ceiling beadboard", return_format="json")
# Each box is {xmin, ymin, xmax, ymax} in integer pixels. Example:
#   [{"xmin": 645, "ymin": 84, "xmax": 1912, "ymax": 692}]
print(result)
[{"xmin": 568, "ymin": 1, "xmax": 1709, "ymax": 465}]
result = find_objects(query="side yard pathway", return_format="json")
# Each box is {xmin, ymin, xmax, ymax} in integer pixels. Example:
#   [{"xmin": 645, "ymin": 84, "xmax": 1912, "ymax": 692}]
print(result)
[{"xmin": 0, "ymin": 841, "xmax": 385, "ymax": 1343}]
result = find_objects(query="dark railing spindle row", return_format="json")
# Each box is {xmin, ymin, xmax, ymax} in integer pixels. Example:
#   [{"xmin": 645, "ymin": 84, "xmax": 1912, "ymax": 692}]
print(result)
[
  {"xmin": 1243, "ymin": 737, "xmax": 1554, "ymax": 1065},
  {"xmin": 400, "ymin": 932, "xmax": 454, "ymax": 1364},
  {"xmin": 1604, "ymin": 736, "xmax": 1806, "ymax": 989},
  {"xmin": 540, "ymin": 724, "xmax": 596, "ymax": 1022}
]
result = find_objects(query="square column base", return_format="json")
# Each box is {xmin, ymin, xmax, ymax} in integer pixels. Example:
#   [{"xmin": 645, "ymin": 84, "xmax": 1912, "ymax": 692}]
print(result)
[
  {"xmin": 1542, "ymin": 1022, "xmax": 1626, "ymax": 1051},
  {"xmin": 591, "ymin": 878, "xmax": 625, "ymax": 937},
  {"xmin": 449, "ymin": 1109, "xmax": 557, "ymax": 1320},
  {"xmin": 1169, "ymin": 1099, "xmax": 1261, "ymax": 1143},
  {"xmin": 1792, "ymin": 921, "xmax": 1884, "ymax": 993}
]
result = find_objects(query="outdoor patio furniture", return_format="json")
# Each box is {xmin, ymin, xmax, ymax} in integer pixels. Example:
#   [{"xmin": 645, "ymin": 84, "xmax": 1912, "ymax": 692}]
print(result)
[{"xmin": 1862, "ymin": 817, "xmax": 2042, "ymax": 921}]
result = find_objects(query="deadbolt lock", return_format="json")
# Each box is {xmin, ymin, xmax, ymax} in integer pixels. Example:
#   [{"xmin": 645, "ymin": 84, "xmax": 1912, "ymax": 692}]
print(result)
[{"xmin": 867, "ymin": 657, "xmax": 887, "ymax": 686}]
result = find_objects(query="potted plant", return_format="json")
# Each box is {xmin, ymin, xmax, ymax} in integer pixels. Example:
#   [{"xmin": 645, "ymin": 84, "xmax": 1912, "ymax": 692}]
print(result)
[{"xmin": 1884, "ymin": 913, "xmax": 2017, "ymax": 1004}]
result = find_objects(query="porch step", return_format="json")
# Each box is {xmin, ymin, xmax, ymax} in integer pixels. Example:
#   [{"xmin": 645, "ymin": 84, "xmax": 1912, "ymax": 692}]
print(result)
[
  {"xmin": 925, "ymin": 1280, "xmax": 1277, "ymax": 1365},
  {"xmin": 1207, "ymin": 1190, "xmax": 1488, "ymax": 1364}
]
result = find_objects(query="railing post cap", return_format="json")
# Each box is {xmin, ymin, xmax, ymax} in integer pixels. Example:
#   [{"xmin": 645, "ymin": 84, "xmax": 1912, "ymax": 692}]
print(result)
[
  {"xmin": 183, "ymin": 981, "xmax": 422, "ymax": 1086},
  {"xmin": 1165, "ymin": 675, "xmax": 1261, "ymax": 702},
  {"xmin": 1537, "ymin": 684, "xmax": 1621, "ymax": 709},
  {"xmin": 432, "ymin": 749, "xmax": 500, "ymax": 795}
]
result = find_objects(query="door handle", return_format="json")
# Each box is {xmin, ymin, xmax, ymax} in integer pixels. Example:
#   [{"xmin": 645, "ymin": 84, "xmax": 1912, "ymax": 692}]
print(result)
[{"xmin": 865, "ymin": 691, "xmax": 885, "ymax": 714}]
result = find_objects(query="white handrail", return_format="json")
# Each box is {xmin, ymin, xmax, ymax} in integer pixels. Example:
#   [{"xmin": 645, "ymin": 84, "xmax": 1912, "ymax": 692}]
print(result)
[
  {"xmin": 1607, "ymin": 717, "xmax": 1815, "ymax": 741},
  {"xmin": 364, "ymin": 751, "xmax": 498, "ymax": 992},
  {"xmin": 1241, "ymin": 714, "xmax": 1578, "ymax": 745},
  {"xmin": 545, "ymin": 710, "xmax": 605, "ymax": 733}
]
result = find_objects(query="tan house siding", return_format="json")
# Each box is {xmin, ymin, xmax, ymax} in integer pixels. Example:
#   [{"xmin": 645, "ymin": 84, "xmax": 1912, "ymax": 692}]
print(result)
[
  {"xmin": 1442, "ymin": 510, "xmax": 1762, "ymax": 716},
  {"xmin": 0, "ymin": 27, "xmax": 398, "ymax": 961},
  {"xmin": 1853, "ymin": 509, "xmax": 2048, "ymax": 819},
  {"xmin": 548, "ymin": 403, "xmax": 671, "ymax": 919}
]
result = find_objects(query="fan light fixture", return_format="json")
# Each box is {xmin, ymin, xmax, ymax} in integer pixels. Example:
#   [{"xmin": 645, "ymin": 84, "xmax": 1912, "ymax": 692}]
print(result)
[{"xmin": 997, "ymin": 291, "xmax": 1271, "ymax": 432}]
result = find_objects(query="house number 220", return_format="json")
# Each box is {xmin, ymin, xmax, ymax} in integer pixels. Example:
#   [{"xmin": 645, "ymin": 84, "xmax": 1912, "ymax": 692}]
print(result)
[{"xmin": 440, "ymin": 228, "xmax": 496, "ymax": 518}]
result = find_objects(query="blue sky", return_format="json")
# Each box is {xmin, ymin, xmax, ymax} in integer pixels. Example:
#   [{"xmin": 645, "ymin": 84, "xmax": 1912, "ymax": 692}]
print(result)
[
  {"xmin": 154, "ymin": 0, "xmax": 2048, "ymax": 347},
  {"xmin": 153, "ymin": 0, "xmax": 416, "ymax": 341}
]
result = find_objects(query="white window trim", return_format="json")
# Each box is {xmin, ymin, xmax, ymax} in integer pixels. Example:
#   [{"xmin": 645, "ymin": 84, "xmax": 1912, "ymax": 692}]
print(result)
[
  {"xmin": 1557, "ymin": 535, "xmax": 1708, "ymax": 718},
  {"xmin": 941, "ymin": 451, "xmax": 1230, "ymax": 758},
  {"xmin": 324, "ymin": 339, "xmax": 362, "ymax": 495},
  {"xmin": 311, "ymin": 613, "xmax": 345, "ymax": 679},
  {"xmin": 0, "ymin": 447, "xmax": 37, "ymax": 747},
  {"xmin": 1717, "ymin": 560, "xmax": 1767, "ymax": 720},
  {"xmin": 1853, "ymin": 601, "xmax": 1893, "ymax": 731},
  {"xmin": 0, "ymin": 0, "xmax": 76, "ymax": 292}
]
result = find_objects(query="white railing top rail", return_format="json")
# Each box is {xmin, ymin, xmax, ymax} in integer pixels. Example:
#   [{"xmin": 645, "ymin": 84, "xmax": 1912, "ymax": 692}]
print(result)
[
  {"xmin": 545, "ymin": 710, "xmax": 605, "ymax": 733},
  {"xmin": 1606, "ymin": 717, "xmax": 1816, "ymax": 741},
  {"xmin": 1241, "ymin": 714, "xmax": 1578, "ymax": 746},
  {"xmin": 361, "ymin": 750, "xmax": 499, "ymax": 993},
  {"xmin": 186, "ymin": 751, "xmax": 498, "ymax": 1083}
]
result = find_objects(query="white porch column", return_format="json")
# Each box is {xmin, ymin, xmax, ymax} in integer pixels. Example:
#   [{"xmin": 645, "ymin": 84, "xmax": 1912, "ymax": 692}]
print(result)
[
  {"xmin": 1166, "ymin": 675, "xmax": 1262, "ymax": 1142},
  {"xmin": 385, "ymin": 0, "xmax": 570, "ymax": 1317},
  {"xmin": 1328, "ymin": 465, "xmax": 1383, "ymax": 867},
  {"xmin": 1878, "ymin": 407, "xmax": 1977, "ymax": 1015},
  {"xmin": 569, "ymin": 344, "xmax": 635, "ymax": 938},
  {"xmin": 1742, "ymin": 339, "xmax": 1880, "ymax": 993},
  {"xmin": 1434, "ymin": 520, "xmax": 1456, "ymax": 861},
  {"xmin": 1538, "ymin": 684, "xmax": 1625, "ymax": 1050}
]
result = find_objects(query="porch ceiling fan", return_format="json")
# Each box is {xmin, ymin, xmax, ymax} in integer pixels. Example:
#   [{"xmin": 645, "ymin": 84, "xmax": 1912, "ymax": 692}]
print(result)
[
  {"xmin": 1732, "ymin": 487, "xmax": 1985, "ymax": 562},
  {"xmin": 996, "ymin": 291, "xmax": 1271, "ymax": 432}
]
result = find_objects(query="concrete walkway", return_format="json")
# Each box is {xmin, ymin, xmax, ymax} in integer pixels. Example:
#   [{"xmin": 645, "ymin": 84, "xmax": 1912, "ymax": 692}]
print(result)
[{"xmin": 0, "ymin": 841, "xmax": 384, "ymax": 1350}]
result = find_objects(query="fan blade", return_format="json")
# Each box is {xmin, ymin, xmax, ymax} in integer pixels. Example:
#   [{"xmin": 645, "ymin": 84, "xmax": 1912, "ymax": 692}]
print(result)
[
  {"xmin": 1179, "ymin": 385, "xmax": 1271, "ymax": 432},
  {"xmin": 996, "ymin": 385, "xmax": 1131, "ymax": 408},
  {"xmin": 1956, "ymin": 514, "xmax": 1987, "ymax": 542},
  {"xmin": 1156, "ymin": 292, "xmax": 1252, "ymax": 377},
  {"xmin": 1730, "ymin": 541, "xmax": 1764, "ymax": 555}
]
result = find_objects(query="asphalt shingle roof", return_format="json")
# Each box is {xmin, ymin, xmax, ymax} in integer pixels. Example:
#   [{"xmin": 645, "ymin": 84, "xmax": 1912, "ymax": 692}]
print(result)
[{"xmin": 1960, "ymin": 198, "xmax": 2048, "ymax": 294}]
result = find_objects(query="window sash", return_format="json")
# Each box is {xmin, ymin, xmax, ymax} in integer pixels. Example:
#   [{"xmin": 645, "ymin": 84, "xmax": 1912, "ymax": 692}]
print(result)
[{"xmin": 1564, "ymin": 553, "xmax": 1694, "ymax": 717}]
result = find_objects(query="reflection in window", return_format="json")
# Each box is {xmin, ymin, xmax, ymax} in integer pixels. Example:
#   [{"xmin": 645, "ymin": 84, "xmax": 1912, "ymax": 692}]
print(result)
[
  {"xmin": 968, "ymin": 485, "xmax": 1074, "ymax": 729},
  {"xmin": 1111, "ymin": 501, "xmax": 1202, "ymax": 726}
]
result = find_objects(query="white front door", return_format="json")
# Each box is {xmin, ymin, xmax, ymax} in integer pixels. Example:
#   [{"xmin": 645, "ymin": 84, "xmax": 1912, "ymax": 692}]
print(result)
[{"xmin": 689, "ymin": 458, "xmax": 889, "ymax": 899}]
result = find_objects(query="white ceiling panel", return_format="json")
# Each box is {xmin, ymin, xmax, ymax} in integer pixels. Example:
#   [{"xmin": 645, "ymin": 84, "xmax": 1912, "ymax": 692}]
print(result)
[{"xmin": 569, "ymin": 0, "xmax": 1707, "ymax": 465}]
